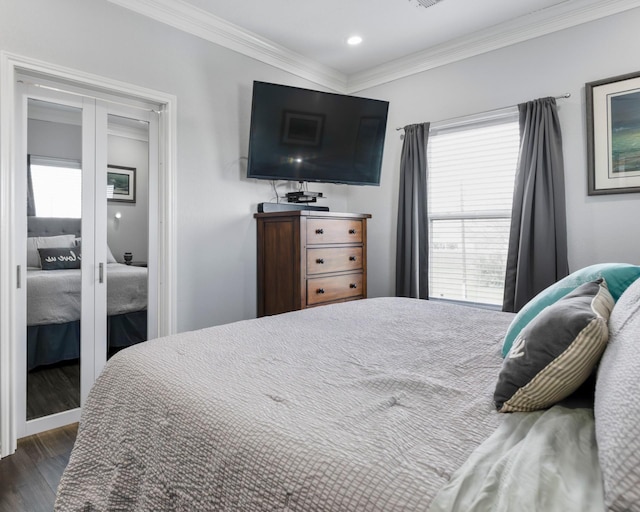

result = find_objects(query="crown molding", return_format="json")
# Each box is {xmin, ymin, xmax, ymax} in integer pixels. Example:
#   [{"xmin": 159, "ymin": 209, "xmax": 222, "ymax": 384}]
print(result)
[
  {"xmin": 106, "ymin": 0, "xmax": 348, "ymax": 92},
  {"xmin": 108, "ymin": 0, "xmax": 640, "ymax": 95},
  {"xmin": 346, "ymin": 0, "xmax": 640, "ymax": 92}
]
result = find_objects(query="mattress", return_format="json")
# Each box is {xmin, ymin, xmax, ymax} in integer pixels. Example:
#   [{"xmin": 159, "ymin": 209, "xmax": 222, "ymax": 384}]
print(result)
[
  {"xmin": 27, "ymin": 263, "xmax": 148, "ymax": 326},
  {"xmin": 55, "ymin": 297, "xmax": 515, "ymax": 511}
]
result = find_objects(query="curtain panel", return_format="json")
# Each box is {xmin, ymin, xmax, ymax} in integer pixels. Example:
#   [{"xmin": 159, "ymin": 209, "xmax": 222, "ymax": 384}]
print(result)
[
  {"xmin": 503, "ymin": 97, "xmax": 569, "ymax": 313},
  {"xmin": 395, "ymin": 123, "xmax": 430, "ymax": 299}
]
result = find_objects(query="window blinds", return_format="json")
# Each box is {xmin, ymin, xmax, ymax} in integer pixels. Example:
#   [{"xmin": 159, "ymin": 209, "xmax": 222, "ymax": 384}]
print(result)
[{"xmin": 427, "ymin": 112, "xmax": 519, "ymax": 306}]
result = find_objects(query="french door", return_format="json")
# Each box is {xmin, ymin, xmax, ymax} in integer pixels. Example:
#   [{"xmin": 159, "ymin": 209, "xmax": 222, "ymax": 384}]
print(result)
[{"xmin": 14, "ymin": 81, "xmax": 159, "ymax": 437}]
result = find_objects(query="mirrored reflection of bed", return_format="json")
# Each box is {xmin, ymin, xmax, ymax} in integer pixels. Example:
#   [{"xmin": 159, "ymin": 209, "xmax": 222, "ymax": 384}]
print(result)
[{"xmin": 26, "ymin": 216, "xmax": 148, "ymax": 372}]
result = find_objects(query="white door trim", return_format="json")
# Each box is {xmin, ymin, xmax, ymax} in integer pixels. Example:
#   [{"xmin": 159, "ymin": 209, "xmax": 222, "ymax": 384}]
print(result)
[
  {"xmin": 0, "ymin": 51, "xmax": 178, "ymax": 457},
  {"xmin": 13, "ymin": 85, "xmax": 96, "ymax": 439}
]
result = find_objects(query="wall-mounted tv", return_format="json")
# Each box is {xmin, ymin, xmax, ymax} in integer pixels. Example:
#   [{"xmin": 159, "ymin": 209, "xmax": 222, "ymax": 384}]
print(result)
[{"xmin": 247, "ymin": 81, "xmax": 389, "ymax": 186}]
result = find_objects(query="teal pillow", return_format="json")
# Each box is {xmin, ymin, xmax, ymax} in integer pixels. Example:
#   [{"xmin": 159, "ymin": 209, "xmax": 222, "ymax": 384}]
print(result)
[{"xmin": 502, "ymin": 263, "xmax": 640, "ymax": 357}]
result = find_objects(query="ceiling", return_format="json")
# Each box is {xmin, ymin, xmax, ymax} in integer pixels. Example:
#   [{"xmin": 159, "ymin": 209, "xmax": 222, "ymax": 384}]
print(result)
[{"xmin": 107, "ymin": 0, "xmax": 640, "ymax": 93}]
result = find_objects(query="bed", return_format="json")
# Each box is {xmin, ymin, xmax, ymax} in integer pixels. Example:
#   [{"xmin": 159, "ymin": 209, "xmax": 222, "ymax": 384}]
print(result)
[
  {"xmin": 54, "ymin": 268, "xmax": 640, "ymax": 511},
  {"xmin": 27, "ymin": 217, "xmax": 148, "ymax": 370}
]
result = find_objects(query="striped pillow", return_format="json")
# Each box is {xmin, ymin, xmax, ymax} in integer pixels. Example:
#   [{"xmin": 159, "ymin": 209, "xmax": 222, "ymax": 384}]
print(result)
[{"xmin": 494, "ymin": 278, "xmax": 613, "ymax": 413}]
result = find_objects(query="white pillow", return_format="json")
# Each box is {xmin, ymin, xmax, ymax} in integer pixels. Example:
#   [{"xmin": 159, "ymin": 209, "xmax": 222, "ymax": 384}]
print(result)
[
  {"xmin": 595, "ymin": 277, "xmax": 640, "ymax": 509},
  {"xmin": 106, "ymin": 245, "xmax": 117, "ymax": 264},
  {"xmin": 27, "ymin": 234, "xmax": 76, "ymax": 268},
  {"xmin": 74, "ymin": 237, "xmax": 118, "ymax": 263}
]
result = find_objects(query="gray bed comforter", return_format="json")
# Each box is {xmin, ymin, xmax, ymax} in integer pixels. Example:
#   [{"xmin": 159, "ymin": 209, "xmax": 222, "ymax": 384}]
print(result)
[
  {"xmin": 55, "ymin": 297, "xmax": 514, "ymax": 511},
  {"xmin": 27, "ymin": 263, "xmax": 148, "ymax": 325}
]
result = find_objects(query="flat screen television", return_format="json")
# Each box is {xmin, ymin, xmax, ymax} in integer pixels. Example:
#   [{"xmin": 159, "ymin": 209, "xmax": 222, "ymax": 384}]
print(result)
[{"xmin": 247, "ymin": 81, "xmax": 389, "ymax": 186}]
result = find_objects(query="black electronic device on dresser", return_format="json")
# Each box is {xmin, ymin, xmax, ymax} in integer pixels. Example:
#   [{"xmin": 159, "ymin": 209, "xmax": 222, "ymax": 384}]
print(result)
[{"xmin": 257, "ymin": 202, "xmax": 329, "ymax": 213}]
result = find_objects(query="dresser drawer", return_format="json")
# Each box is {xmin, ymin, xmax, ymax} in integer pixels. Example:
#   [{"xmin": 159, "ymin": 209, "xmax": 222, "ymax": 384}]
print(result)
[
  {"xmin": 307, "ymin": 247, "xmax": 363, "ymax": 275},
  {"xmin": 306, "ymin": 219, "xmax": 363, "ymax": 244},
  {"xmin": 256, "ymin": 211, "xmax": 370, "ymax": 317},
  {"xmin": 307, "ymin": 273, "xmax": 363, "ymax": 306}
]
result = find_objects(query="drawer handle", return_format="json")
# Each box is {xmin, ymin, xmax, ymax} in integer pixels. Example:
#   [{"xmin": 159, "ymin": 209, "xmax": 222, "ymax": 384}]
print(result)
[
  {"xmin": 316, "ymin": 228, "xmax": 324, "ymax": 234},
  {"xmin": 349, "ymin": 256, "xmax": 357, "ymax": 261},
  {"xmin": 350, "ymin": 283, "xmax": 357, "ymax": 289},
  {"xmin": 349, "ymin": 229, "xmax": 356, "ymax": 234},
  {"xmin": 316, "ymin": 258, "xmax": 325, "ymax": 264},
  {"xmin": 317, "ymin": 288, "xmax": 325, "ymax": 294}
]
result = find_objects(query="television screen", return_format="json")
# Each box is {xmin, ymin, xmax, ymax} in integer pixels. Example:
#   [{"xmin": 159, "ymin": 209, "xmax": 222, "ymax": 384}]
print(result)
[{"xmin": 247, "ymin": 81, "xmax": 389, "ymax": 186}]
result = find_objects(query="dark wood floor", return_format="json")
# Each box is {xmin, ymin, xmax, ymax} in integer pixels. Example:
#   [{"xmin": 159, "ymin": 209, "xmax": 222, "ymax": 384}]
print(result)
[
  {"xmin": 0, "ymin": 424, "xmax": 78, "ymax": 512},
  {"xmin": 27, "ymin": 363, "xmax": 80, "ymax": 421}
]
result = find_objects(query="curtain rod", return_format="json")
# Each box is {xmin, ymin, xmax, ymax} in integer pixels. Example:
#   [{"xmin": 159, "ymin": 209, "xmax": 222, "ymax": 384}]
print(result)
[{"xmin": 395, "ymin": 93, "xmax": 571, "ymax": 131}]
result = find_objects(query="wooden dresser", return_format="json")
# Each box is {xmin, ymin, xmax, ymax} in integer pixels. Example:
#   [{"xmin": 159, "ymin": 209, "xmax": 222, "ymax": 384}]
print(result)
[{"xmin": 255, "ymin": 210, "xmax": 371, "ymax": 317}]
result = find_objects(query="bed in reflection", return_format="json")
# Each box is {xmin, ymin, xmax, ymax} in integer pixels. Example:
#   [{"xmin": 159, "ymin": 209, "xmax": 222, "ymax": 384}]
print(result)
[{"xmin": 26, "ymin": 217, "xmax": 148, "ymax": 371}]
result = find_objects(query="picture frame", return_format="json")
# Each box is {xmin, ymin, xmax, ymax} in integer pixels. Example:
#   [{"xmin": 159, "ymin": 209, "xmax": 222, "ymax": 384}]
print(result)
[
  {"xmin": 107, "ymin": 165, "xmax": 136, "ymax": 203},
  {"xmin": 586, "ymin": 71, "xmax": 640, "ymax": 195},
  {"xmin": 281, "ymin": 111, "xmax": 325, "ymax": 147}
]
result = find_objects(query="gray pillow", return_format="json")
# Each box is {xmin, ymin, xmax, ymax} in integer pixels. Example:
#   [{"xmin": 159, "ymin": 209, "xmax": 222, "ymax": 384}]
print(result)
[
  {"xmin": 27, "ymin": 234, "xmax": 76, "ymax": 268},
  {"xmin": 595, "ymin": 276, "xmax": 640, "ymax": 510},
  {"xmin": 495, "ymin": 278, "xmax": 613, "ymax": 413},
  {"xmin": 38, "ymin": 246, "xmax": 81, "ymax": 270}
]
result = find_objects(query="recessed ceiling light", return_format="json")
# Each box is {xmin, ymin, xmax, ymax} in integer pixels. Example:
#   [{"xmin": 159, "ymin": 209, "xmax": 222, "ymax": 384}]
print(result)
[{"xmin": 347, "ymin": 35, "xmax": 362, "ymax": 46}]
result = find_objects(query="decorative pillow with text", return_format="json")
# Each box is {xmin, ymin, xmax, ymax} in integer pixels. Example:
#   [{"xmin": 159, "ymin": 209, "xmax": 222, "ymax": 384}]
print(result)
[
  {"xmin": 38, "ymin": 246, "xmax": 82, "ymax": 270},
  {"xmin": 27, "ymin": 234, "xmax": 76, "ymax": 268}
]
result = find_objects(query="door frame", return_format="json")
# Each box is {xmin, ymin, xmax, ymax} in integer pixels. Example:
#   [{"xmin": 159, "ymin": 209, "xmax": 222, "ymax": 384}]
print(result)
[
  {"xmin": 14, "ymin": 87, "xmax": 96, "ymax": 438},
  {"xmin": 0, "ymin": 51, "xmax": 178, "ymax": 457}
]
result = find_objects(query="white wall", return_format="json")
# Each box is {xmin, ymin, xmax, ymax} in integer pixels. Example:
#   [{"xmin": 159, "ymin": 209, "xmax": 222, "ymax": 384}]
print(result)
[
  {"xmin": 107, "ymin": 134, "xmax": 149, "ymax": 264},
  {"xmin": 1, "ymin": 0, "xmax": 348, "ymax": 332},
  {"xmin": 27, "ymin": 120, "xmax": 81, "ymax": 161},
  {"xmin": 350, "ymin": 8, "xmax": 640, "ymax": 298},
  {"xmin": 4, "ymin": 1, "xmax": 640, "ymax": 330}
]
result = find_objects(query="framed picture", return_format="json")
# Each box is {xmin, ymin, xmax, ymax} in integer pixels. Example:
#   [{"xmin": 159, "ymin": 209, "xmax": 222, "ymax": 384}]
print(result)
[
  {"xmin": 281, "ymin": 111, "xmax": 325, "ymax": 146},
  {"xmin": 107, "ymin": 165, "xmax": 136, "ymax": 203},
  {"xmin": 586, "ymin": 71, "xmax": 640, "ymax": 195}
]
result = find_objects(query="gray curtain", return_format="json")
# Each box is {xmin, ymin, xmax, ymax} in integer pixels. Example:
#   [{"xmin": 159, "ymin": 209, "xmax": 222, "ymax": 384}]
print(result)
[
  {"xmin": 503, "ymin": 97, "xmax": 569, "ymax": 312},
  {"xmin": 27, "ymin": 154, "xmax": 36, "ymax": 216},
  {"xmin": 395, "ymin": 122, "xmax": 430, "ymax": 299}
]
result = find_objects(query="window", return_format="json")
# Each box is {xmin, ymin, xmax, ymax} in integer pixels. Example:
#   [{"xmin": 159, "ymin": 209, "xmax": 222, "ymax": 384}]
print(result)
[
  {"xmin": 427, "ymin": 110, "xmax": 519, "ymax": 306},
  {"xmin": 30, "ymin": 156, "xmax": 82, "ymax": 218}
]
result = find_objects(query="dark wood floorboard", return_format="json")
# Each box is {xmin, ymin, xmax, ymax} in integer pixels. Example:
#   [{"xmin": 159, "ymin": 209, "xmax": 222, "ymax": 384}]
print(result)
[
  {"xmin": 0, "ymin": 424, "xmax": 78, "ymax": 512},
  {"xmin": 27, "ymin": 362, "xmax": 80, "ymax": 421}
]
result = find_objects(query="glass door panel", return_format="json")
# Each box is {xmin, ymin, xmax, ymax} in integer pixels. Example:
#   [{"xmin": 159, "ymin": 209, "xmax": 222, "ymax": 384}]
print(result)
[
  {"xmin": 15, "ymin": 81, "xmax": 159, "ymax": 441},
  {"xmin": 25, "ymin": 99, "xmax": 83, "ymax": 421},
  {"xmin": 104, "ymin": 113, "xmax": 150, "ymax": 362}
]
